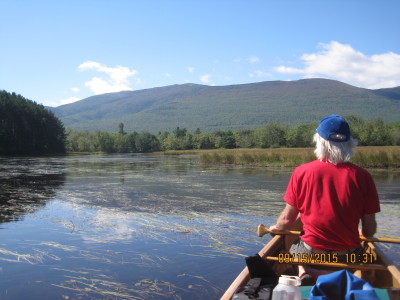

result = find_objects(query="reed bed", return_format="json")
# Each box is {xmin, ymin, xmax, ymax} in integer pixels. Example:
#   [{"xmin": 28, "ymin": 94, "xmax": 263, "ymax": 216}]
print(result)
[
  {"xmin": 352, "ymin": 146, "xmax": 400, "ymax": 168},
  {"xmin": 201, "ymin": 148, "xmax": 315, "ymax": 167},
  {"xmin": 199, "ymin": 146, "xmax": 400, "ymax": 168}
]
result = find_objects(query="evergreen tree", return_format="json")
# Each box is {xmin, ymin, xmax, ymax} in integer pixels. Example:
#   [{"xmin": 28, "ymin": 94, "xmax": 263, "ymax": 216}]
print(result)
[
  {"xmin": 0, "ymin": 90, "xmax": 66, "ymax": 155},
  {"xmin": 118, "ymin": 122, "xmax": 126, "ymax": 135}
]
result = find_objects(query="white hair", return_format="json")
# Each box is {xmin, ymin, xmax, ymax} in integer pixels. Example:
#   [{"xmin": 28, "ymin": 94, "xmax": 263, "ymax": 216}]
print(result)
[{"xmin": 313, "ymin": 133, "xmax": 357, "ymax": 165}]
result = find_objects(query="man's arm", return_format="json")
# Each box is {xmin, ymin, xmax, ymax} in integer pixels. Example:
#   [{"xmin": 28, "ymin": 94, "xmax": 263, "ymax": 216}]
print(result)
[
  {"xmin": 361, "ymin": 213, "xmax": 377, "ymax": 237},
  {"xmin": 269, "ymin": 203, "xmax": 299, "ymax": 232}
]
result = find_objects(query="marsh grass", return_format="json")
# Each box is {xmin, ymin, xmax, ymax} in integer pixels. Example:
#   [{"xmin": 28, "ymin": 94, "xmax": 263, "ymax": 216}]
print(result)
[
  {"xmin": 0, "ymin": 248, "xmax": 44, "ymax": 264},
  {"xmin": 200, "ymin": 148, "xmax": 315, "ymax": 167},
  {"xmin": 199, "ymin": 146, "xmax": 400, "ymax": 168},
  {"xmin": 352, "ymin": 147, "xmax": 400, "ymax": 168}
]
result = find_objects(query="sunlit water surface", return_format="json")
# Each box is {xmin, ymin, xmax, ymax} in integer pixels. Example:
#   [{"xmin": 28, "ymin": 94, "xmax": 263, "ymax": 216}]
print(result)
[{"xmin": 0, "ymin": 154, "xmax": 398, "ymax": 299}]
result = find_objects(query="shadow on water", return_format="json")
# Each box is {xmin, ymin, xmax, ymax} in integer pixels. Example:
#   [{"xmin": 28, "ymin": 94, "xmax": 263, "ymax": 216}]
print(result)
[{"xmin": 0, "ymin": 157, "xmax": 66, "ymax": 223}]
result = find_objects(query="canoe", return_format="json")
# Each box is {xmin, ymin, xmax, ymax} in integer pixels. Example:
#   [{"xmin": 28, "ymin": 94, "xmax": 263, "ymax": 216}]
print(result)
[{"xmin": 221, "ymin": 219, "xmax": 400, "ymax": 300}]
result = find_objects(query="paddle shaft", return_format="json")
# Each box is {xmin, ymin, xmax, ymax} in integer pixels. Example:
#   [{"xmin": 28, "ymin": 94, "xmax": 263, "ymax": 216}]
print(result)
[{"xmin": 257, "ymin": 224, "xmax": 400, "ymax": 244}]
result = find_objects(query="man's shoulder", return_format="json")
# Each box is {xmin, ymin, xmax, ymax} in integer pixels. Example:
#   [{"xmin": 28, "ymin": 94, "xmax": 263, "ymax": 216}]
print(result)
[
  {"xmin": 342, "ymin": 162, "xmax": 373, "ymax": 177},
  {"xmin": 293, "ymin": 160, "xmax": 321, "ymax": 175},
  {"xmin": 295, "ymin": 160, "xmax": 322, "ymax": 170}
]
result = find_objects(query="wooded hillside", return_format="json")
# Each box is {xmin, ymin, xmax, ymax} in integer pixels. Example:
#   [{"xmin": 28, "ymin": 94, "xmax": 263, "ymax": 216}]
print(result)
[
  {"xmin": 0, "ymin": 91, "xmax": 66, "ymax": 155},
  {"xmin": 51, "ymin": 79, "xmax": 400, "ymax": 133}
]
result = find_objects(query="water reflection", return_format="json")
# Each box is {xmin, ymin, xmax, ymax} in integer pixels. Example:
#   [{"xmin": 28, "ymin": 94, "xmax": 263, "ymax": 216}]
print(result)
[
  {"xmin": 52, "ymin": 154, "xmax": 400, "ymax": 237},
  {"xmin": 0, "ymin": 157, "xmax": 66, "ymax": 223},
  {"xmin": 60, "ymin": 154, "xmax": 292, "ymax": 216}
]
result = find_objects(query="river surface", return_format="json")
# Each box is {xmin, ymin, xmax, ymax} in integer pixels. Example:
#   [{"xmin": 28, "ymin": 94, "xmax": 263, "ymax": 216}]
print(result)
[{"xmin": 0, "ymin": 154, "xmax": 398, "ymax": 299}]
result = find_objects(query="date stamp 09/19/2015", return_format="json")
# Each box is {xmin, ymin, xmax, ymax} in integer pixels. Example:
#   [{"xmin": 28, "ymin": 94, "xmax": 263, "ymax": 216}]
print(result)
[{"xmin": 277, "ymin": 252, "xmax": 374, "ymax": 264}]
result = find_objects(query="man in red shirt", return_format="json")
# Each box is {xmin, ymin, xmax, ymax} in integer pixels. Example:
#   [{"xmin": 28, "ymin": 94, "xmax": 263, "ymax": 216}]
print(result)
[{"xmin": 269, "ymin": 114, "xmax": 380, "ymax": 283}]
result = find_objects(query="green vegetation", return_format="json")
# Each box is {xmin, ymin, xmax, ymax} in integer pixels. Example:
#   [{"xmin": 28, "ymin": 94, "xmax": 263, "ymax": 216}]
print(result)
[
  {"xmin": 66, "ymin": 130, "xmax": 161, "ymax": 153},
  {"xmin": 51, "ymin": 79, "xmax": 400, "ymax": 133},
  {"xmin": 352, "ymin": 146, "xmax": 400, "ymax": 168},
  {"xmin": 0, "ymin": 90, "xmax": 66, "ymax": 155},
  {"xmin": 65, "ymin": 117, "xmax": 400, "ymax": 157},
  {"xmin": 2, "ymin": 88, "xmax": 398, "ymax": 159},
  {"xmin": 199, "ymin": 147, "xmax": 400, "ymax": 168},
  {"xmin": 200, "ymin": 148, "xmax": 315, "ymax": 167}
]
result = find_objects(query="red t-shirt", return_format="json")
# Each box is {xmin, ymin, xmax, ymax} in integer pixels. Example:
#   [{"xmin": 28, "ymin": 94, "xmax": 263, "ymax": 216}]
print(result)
[{"xmin": 284, "ymin": 160, "xmax": 380, "ymax": 250}]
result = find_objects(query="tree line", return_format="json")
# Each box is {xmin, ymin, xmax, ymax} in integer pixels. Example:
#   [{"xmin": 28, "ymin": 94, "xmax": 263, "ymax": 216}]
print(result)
[
  {"xmin": 1, "ymin": 89, "xmax": 398, "ymax": 155},
  {"xmin": 66, "ymin": 117, "xmax": 400, "ymax": 154},
  {"xmin": 0, "ymin": 90, "xmax": 66, "ymax": 155}
]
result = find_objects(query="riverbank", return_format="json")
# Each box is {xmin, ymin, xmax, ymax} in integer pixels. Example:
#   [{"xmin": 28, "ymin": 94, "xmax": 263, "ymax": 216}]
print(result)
[{"xmin": 164, "ymin": 146, "xmax": 400, "ymax": 168}]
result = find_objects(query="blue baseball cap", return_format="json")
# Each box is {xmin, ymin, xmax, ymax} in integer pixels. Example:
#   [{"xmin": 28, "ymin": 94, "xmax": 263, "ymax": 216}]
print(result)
[{"xmin": 317, "ymin": 114, "xmax": 351, "ymax": 142}]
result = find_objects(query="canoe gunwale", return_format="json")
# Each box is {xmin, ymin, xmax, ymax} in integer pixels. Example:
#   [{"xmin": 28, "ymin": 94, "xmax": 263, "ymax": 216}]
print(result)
[{"xmin": 220, "ymin": 235, "xmax": 284, "ymax": 300}]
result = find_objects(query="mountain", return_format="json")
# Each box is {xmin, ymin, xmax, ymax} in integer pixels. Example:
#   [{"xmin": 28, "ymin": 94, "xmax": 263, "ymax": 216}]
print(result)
[{"xmin": 50, "ymin": 79, "xmax": 400, "ymax": 133}]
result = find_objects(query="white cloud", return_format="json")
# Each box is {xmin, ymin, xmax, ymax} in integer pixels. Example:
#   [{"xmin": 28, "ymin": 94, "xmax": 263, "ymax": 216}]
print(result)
[
  {"xmin": 71, "ymin": 87, "xmax": 80, "ymax": 93},
  {"xmin": 275, "ymin": 41, "xmax": 400, "ymax": 89},
  {"xmin": 249, "ymin": 70, "xmax": 271, "ymax": 78},
  {"xmin": 247, "ymin": 56, "xmax": 260, "ymax": 63},
  {"xmin": 187, "ymin": 67, "xmax": 195, "ymax": 73},
  {"xmin": 60, "ymin": 97, "xmax": 81, "ymax": 105},
  {"xmin": 275, "ymin": 66, "xmax": 304, "ymax": 74},
  {"xmin": 200, "ymin": 74, "xmax": 212, "ymax": 84},
  {"xmin": 165, "ymin": 73, "xmax": 172, "ymax": 78},
  {"xmin": 78, "ymin": 61, "xmax": 138, "ymax": 95}
]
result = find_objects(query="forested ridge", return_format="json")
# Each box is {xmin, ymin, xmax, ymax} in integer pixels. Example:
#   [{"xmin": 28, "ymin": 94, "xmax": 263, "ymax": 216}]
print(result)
[
  {"xmin": 51, "ymin": 79, "xmax": 400, "ymax": 133},
  {"xmin": 0, "ymin": 90, "xmax": 66, "ymax": 155}
]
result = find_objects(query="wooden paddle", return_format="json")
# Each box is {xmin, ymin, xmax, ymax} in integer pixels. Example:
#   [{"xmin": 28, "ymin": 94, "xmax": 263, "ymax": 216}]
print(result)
[{"xmin": 257, "ymin": 224, "xmax": 400, "ymax": 244}]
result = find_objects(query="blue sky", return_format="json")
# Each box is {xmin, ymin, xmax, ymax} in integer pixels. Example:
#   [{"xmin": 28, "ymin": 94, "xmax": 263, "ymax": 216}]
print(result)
[{"xmin": 1, "ymin": 0, "xmax": 399, "ymax": 107}]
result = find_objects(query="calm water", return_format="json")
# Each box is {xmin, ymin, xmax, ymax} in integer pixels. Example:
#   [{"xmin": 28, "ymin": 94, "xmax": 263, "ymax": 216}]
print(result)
[{"xmin": 0, "ymin": 154, "xmax": 398, "ymax": 299}]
